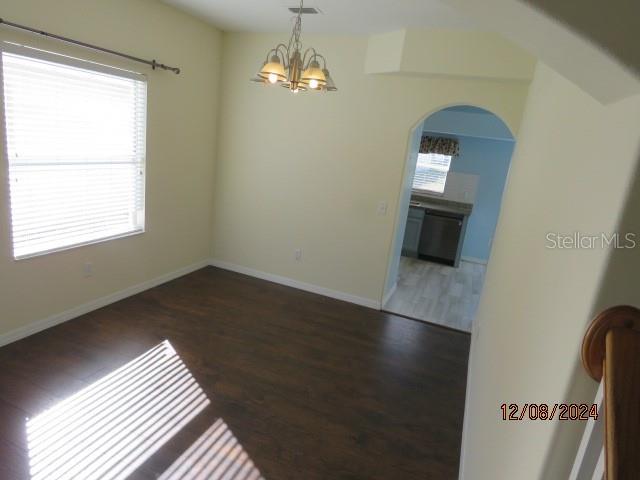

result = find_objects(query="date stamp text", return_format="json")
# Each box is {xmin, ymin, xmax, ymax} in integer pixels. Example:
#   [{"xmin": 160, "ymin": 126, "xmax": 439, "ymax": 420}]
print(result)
[{"xmin": 500, "ymin": 403, "xmax": 598, "ymax": 421}]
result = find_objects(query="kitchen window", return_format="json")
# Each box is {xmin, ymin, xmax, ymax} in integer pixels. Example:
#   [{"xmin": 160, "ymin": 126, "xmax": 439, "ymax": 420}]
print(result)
[
  {"xmin": 1, "ymin": 44, "xmax": 147, "ymax": 259},
  {"xmin": 412, "ymin": 153, "xmax": 452, "ymax": 195}
]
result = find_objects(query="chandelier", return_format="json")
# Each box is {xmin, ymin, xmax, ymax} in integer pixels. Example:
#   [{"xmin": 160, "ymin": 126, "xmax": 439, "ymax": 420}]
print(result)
[{"xmin": 251, "ymin": 0, "xmax": 337, "ymax": 93}]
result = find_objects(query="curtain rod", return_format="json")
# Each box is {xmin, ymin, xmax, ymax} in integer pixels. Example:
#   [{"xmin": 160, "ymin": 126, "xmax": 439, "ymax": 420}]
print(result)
[{"xmin": 0, "ymin": 17, "xmax": 180, "ymax": 74}]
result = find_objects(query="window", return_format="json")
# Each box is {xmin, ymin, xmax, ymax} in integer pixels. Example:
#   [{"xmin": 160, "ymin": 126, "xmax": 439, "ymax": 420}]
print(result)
[
  {"xmin": 412, "ymin": 153, "xmax": 452, "ymax": 195},
  {"xmin": 1, "ymin": 44, "xmax": 147, "ymax": 259}
]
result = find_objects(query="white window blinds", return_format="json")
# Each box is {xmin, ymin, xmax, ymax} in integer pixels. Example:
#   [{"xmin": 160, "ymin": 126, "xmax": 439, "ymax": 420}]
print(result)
[
  {"xmin": 412, "ymin": 153, "xmax": 452, "ymax": 195},
  {"xmin": 1, "ymin": 44, "xmax": 147, "ymax": 259}
]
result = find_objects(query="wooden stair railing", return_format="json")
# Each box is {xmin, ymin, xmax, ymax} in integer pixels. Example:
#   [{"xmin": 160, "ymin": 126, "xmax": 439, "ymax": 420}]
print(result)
[{"xmin": 581, "ymin": 305, "xmax": 640, "ymax": 480}]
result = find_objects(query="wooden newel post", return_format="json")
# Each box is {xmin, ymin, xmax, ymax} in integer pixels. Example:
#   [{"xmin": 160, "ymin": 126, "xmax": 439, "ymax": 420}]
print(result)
[{"xmin": 582, "ymin": 305, "xmax": 640, "ymax": 480}]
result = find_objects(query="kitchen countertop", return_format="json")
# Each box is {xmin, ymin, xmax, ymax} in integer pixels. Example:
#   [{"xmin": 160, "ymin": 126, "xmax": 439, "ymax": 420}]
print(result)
[{"xmin": 409, "ymin": 195, "xmax": 473, "ymax": 216}]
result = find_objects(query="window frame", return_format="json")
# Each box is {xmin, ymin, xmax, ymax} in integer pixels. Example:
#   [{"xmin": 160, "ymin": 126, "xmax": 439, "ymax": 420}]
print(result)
[{"xmin": 0, "ymin": 42, "xmax": 148, "ymax": 260}]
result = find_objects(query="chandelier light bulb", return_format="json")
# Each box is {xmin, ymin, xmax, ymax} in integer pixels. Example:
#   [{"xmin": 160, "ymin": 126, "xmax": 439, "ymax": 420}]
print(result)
[
  {"xmin": 309, "ymin": 79, "xmax": 318, "ymax": 89},
  {"xmin": 268, "ymin": 73, "xmax": 278, "ymax": 84}
]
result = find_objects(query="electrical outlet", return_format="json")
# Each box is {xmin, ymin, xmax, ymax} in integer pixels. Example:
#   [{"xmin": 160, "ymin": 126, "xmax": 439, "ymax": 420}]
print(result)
[
  {"xmin": 294, "ymin": 248, "xmax": 303, "ymax": 261},
  {"xmin": 377, "ymin": 201, "xmax": 388, "ymax": 216},
  {"xmin": 83, "ymin": 261, "xmax": 93, "ymax": 278}
]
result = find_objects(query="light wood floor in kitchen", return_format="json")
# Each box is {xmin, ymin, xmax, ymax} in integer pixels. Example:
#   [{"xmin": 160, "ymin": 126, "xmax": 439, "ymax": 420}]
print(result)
[{"xmin": 384, "ymin": 256, "xmax": 486, "ymax": 332}]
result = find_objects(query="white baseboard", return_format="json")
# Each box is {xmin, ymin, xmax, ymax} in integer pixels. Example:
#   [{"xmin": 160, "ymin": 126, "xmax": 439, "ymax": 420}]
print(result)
[
  {"xmin": 382, "ymin": 282, "xmax": 397, "ymax": 307},
  {"xmin": 209, "ymin": 258, "xmax": 381, "ymax": 310},
  {"xmin": 0, "ymin": 259, "xmax": 210, "ymax": 348},
  {"xmin": 461, "ymin": 256, "xmax": 488, "ymax": 265},
  {"xmin": 1, "ymin": 258, "xmax": 382, "ymax": 349}
]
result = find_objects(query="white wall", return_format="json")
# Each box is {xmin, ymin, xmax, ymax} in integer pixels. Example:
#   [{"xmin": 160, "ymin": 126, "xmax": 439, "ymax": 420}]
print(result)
[
  {"xmin": 211, "ymin": 32, "xmax": 530, "ymax": 305},
  {"xmin": 431, "ymin": 172, "xmax": 479, "ymax": 204},
  {"xmin": 460, "ymin": 61, "xmax": 640, "ymax": 479},
  {"xmin": 0, "ymin": 0, "xmax": 221, "ymax": 339}
]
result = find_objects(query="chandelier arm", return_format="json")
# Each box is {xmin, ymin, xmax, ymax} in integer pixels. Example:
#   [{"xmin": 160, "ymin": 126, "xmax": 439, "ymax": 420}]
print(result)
[
  {"xmin": 265, "ymin": 45, "xmax": 286, "ymax": 60},
  {"xmin": 313, "ymin": 53, "xmax": 328, "ymax": 70},
  {"xmin": 273, "ymin": 43, "xmax": 290, "ymax": 66},
  {"xmin": 264, "ymin": 49, "xmax": 276, "ymax": 64},
  {"xmin": 301, "ymin": 47, "xmax": 318, "ymax": 69}
]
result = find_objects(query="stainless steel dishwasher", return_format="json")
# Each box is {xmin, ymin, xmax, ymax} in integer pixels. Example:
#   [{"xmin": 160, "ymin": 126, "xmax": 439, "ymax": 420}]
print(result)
[{"xmin": 418, "ymin": 208, "xmax": 465, "ymax": 266}]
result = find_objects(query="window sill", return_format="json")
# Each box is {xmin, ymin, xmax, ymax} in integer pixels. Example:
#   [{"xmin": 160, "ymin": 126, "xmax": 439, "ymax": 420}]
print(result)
[
  {"xmin": 13, "ymin": 228, "xmax": 145, "ymax": 261},
  {"xmin": 412, "ymin": 188, "xmax": 445, "ymax": 197}
]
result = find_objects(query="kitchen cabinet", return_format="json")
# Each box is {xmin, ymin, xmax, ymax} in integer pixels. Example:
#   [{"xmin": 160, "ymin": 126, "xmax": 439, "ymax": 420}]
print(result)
[{"xmin": 402, "ymin": 207, "xmax": 424, "ymax": 257}]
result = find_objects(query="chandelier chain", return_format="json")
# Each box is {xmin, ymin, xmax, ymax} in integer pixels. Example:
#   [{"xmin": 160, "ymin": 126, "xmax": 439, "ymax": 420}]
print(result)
[{"xmin": 288, "ymin": 0, "xmax": 304, "ymax": 53}]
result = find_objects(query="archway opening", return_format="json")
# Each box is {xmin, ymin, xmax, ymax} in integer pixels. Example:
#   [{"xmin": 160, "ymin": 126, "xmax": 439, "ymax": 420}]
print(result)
[{"xmin": 383, "ymin": 104, "xmax": 515, "ymax": 333}]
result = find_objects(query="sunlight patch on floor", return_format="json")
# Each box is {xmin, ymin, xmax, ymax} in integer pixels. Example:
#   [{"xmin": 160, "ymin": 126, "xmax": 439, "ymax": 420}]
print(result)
[
  {"xmin": 26, "ymin": 340, "xmax": 210, "ymax": 480},
  {"xmin": 159, "ymin": 418, "xmax": 264, "ymax": 480}
]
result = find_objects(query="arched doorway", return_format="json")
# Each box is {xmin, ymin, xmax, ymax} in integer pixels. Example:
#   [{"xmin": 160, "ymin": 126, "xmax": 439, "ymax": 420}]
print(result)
[{"xmin": 383, "ymin": 105, "xmax": 515, "ymax": 332}]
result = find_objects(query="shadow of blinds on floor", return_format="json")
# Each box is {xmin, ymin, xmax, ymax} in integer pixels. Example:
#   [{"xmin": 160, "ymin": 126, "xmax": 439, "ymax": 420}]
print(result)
[
  {"xmin": 159, "ymin": 418, "xmax": 264, "ymax": 480},
  {"xmin": 26, "ymin": 340, "xmax": 210, "ymax": 480}
]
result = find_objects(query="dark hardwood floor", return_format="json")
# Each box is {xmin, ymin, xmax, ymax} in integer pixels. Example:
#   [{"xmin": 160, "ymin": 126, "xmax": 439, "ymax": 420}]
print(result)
[{"xmin": 0, "ymin": 267, "xmax": 471, "ymax": 479}]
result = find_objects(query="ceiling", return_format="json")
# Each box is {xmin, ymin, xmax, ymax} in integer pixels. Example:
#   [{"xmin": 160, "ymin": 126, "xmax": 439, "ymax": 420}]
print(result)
[{"xmin": 161, "ymin": 0, "xmax": 475, "ymax": 33}]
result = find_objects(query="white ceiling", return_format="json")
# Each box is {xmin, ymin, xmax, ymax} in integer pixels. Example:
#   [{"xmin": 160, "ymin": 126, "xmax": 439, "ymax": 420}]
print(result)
[{"xmin": 161, "ymin": 0, "xmax": 475, "ymax": 33}]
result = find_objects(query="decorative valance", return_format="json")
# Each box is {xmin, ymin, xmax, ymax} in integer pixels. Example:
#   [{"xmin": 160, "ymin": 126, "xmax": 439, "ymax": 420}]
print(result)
[{"xmin": 420, "ymin": 136, "xmax": 459, "ymax": 156}]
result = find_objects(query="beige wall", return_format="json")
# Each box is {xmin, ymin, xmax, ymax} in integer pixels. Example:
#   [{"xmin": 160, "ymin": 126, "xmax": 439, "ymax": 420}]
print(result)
[
  {"xmin": 364, "ymin": 29, "xmax": 536, "ymax": 82},
  {"xmin": 211, "ymin": 32, "xmax": 530, "ymax": 304},
  {"xmin": 0, "ymin": 0, "xmax": 221, "ymax": 338},
  {"xmin": 441, "ymin": 0, "xmax": 640, "ymax": 104},
  {"xmin": 460, "ymin": 62, "xmax": 640, "ymax": 479},
  {"xmin": 400, "ymin": 29, "xmax": 536, "ymax": 81}
]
